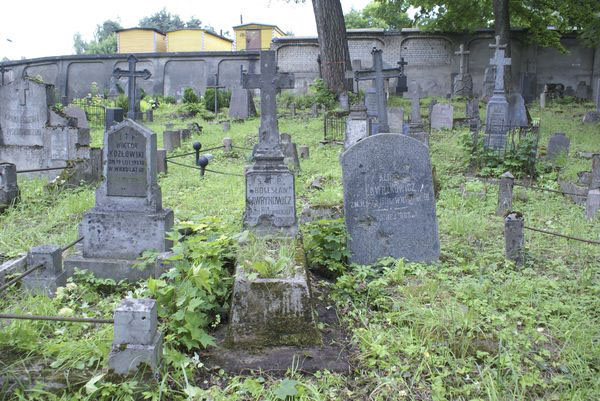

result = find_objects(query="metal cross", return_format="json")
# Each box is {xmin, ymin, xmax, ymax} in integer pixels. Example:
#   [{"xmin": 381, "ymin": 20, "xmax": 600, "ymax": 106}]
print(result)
[
  {"xmin": 16, "ymin": 79, "xmax": 29, "ymax": 106},
  {"xmin": 0, "ymin": 66, "xmax": 10, "ymax": 86},
  {"xmin": 410, "ymin": 83, "xmax": 422, "ymax": 124},
  {"xmin": 489, "ymin": 49, "xmax": 512, "ymax": 94},
  {"xmin": 354, "ymin": 48, "xmax": 405, "ymax": 132},
  {"xmin": 112, "ymin": 55, "xmax": 152, "ymax": 120},
  {"xmin": 206, "ymin": 73, "xmax": 225, "ymax": 115},
  {"xmin": 243, "ymin": 50, "xmax": 294, "ymax": 156},
  {"xmin": 397, "ymin": 57, "xmax": 408, "ymax": 74},
  {"xmin": 455, "ymin": 44, "xmax": 470, "ymax": 75},
  {"xmin": 489, "ymin": 35, "xmax": 507, "ymax": 51}
]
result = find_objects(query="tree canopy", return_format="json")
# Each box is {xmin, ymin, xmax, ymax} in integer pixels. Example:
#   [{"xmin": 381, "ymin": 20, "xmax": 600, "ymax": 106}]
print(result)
[
  {"xmin": 344, "ymin": 1, "xmax": 411, "ymax": 30},
  {"xmin": 377, "ymin": 0, "xmax": 600, "ymax": 49},
  {"xmin": 73, "ymin": 19, "xmax": 122, "ymax": 55},
  {"xmin": 138, "ymin": 8, "xmax": 203, "ymax": 32}
]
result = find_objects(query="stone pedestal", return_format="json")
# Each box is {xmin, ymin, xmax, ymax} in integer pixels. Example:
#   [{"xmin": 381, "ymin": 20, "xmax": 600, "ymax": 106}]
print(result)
[
  {"xmin": 504, "ymin": 212, "xmax": 524, "ymax": 265},
  {"xmin": 163, "ymin": 130, "xmax": 180, "ymax": 152},
  {"xmin": 453, "ymin": 73, "xmax": 473, "ymax": 97},
  {"xmin": 344, "ymin": 105, "xmax": 370, "ymax": 149},
  {"xmin": 24, "ymin": 245, "xmax": 67, "ymax": 297},
  {"xmin": 485, "ymin": 93, "xmax": 510, "ymax": 150},
  {"xmin": 0, "ymin": 163, "xmax": 19, "ymax": 212}
]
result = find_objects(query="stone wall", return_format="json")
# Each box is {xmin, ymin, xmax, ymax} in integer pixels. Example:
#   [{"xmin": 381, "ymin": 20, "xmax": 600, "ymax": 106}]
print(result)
[{"xmin": 0, "ymin": 29, "xmax": 597, "ymax": 102}]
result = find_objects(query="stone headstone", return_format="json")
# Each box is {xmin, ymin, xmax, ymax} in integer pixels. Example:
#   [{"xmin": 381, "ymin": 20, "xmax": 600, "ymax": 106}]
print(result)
[
  {"xmin": 64, "ymin": 106, "xmax": 89, "ymax": 129},
  {"xmin": 0, "ymin": 162, "xmax": 19, "ymax": 211},
  {"xmin": 106, "ymin": 108, "xmax": 124, "ymax": 131},
  {"xmin": 145, "ymin": 109, "xmax": 154, "ymax": 122},
  {"xmin": 342, "ymin": 134, "xmax": 440, "ymax": 265},
  {"xmin": 482, "ymin": 66, "xmax": 496, "ymax": 100},
  {"xmin": 344, "ymin": 104, "xmax": 370, "ymax": 149},
  {"xmin": 540, "ymin": 91, "xmax": 547, "ymax": 109},
  {"xmin": 484, "ymin": 46, "xmax": 512, "ymax": 150},
  {"xmin": 163, "ymin": 130, "xmax": 180, "ymax": 152},
  {"xmin": 0, "ymin": 78, "xmax": 91, "ymax": 180},
  {"xmin": 387, "ymin": 107, "xmax": 404, "ymax": 133},
  {"xmin": 64, "ymin": 119, "xmax": 173, "ymax": 281},
  {"xmin": 112, "ymin": 55, "xmax": 151, "ymax": 120},
  {"xmin": 364, "ymin": 88, "xmax": 378, "ymax": 135},
  {"xmin": 507, "ymin": 93, "xmax": 530, "ymax": 128},
  {"xmin": 427, "ymin": 99, "xmax": 438, "ymax": 117},
  {"xmin": 453, "ymin": 44, "xmax": 473, "ymax": 97},
  {"xmin": 408, "ymin": 83, "xmax": 428, "ymax": 145},
  {"xmin": 242, "ymin": 50, "xmax": 297, "ymax": 236},
  {"xmin": 430, "ymin": 103, "xmax": 454, "ymax": 130},
  {"xmin": 576, "ymin": 81, "xmax": 590, "ymax": 100},
  {"xmin": 229, "ymin": 87, "xmax": 257, "ymax": 120},
  {"xmin": 583, "ymin": 111, "xmax": 600, "ymax": 124},
  {"xmin": 339, "ymin": 92, "xmax": 349, "ymax": 111},
  {"xmin": 290, "ymin": 103, "xmax": 296, "ymax": 117},
  {"xmin": 280, "ymin": 133, "xmax": 300, "ymax": 171},
  {"xmin": 547, "ymin": 133, "xmax": 570, "ymax": 161}
]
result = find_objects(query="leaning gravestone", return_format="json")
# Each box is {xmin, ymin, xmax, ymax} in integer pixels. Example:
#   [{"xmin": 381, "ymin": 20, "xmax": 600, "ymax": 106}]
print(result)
[
  {"xmin": 0, "ymin": 77, "xmax": 91, "ymax": 180},
  {"xmin": 507, "ymin": 93, "xmax": 531, "ymax": 128},
  {"xmin": 64, "ymin": 119, "xmax": 174, "ymax": 281},
  {"xmin": 64, "ymin": 106, "xmax": 89, "ymax": 130},
  {"xmin": 547, "ymin": 133, "xmax": 570, "ymax": 161},
  {"xmin": 430, "ymin": 103, "xmax": 453, "ymax": 130},
  {"xmin": 342, "ymin": 134, "xmax": 440, "ymax": 265}
]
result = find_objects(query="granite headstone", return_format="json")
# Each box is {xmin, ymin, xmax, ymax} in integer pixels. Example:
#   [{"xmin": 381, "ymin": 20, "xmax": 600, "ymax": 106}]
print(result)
[
  {"xmin": 547, "ymin": 133, "xmax": 570, "ymax": 161},
  {"xmin": 430, "ymin": 103, "xmax": 454, "ymax": 130}
]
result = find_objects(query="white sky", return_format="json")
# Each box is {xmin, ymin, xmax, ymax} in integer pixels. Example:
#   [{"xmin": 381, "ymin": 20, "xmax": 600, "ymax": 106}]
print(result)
[{"xmin": 0, "ymin": 0, "xmax": 372, "ymax": 60}]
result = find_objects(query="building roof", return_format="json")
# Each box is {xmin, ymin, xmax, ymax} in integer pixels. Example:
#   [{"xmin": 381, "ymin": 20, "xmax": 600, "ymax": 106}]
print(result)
[
  {"xmin": 116, "ymin": 27, "xmax": 166, "ymax": 35},
  {"xmin": 233, "ymin": 22, "xmax": 285, "ymax": 35},
  {"xmin": 167, "ymin": 28, "xmax": 233, "ymax": 42}
]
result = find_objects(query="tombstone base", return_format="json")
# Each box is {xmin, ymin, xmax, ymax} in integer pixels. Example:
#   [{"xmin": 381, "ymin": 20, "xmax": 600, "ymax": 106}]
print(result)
[
  {"xmin": 583, "ymin": 111, "xmax": 600, "ymax": 124},
  {"xmin": 0, "ymin": 188, "xmax": 19, "ymax": 212},
  {"xmin": 108, "ymin": 332, "xmax": 163, "ymax": 375},
  {"xmin": 585, "ymin": 189, "xmax": 600, "ymax": 220},
  {"xmin": 64, "ymin": 252, "xmax": 164, "ymax": 282},
  {"xmin": 226, "ymin": 248, "xmax": 320, "ymax": 348},
  {"xmin": 22, "ymin": 272, "xmax": 67, "ymax": 297}
]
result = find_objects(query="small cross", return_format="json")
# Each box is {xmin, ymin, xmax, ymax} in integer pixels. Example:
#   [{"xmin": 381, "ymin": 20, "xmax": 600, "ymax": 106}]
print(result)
[
  {"xmin": 397, "ymin": 57, "xmax": 408, "ymax": 74},
  {"xmin": 206, "ymin": 73, "xmax": 225, "ymax": 115},
  {"xmin": 455, "ymin": 44, "xmax": 470, "ymax": 75},
  {"xmin": 410, "ymin": 83, "xmax": 422, "ymax": 124},
  {"xmin": 16, "ymin": 79, "xmax": 29, "ymax": 106},
  {"xmin": 489, "ymin": 35, "xmax": 507, "ymax": 51},
  {"xmin": 113, "ymin": 55, "xmax": 152, "ymax": 120},
  {"xmin": 0, "ymin": 66, "xmax": 10, "ymax": 86},
  {"xmin": 489, "ymin": 49, "xmax": 512, "ymax": 94},
  {"xmin": 243, "ymin": 50, "xmax": 294, "ymax": 155}
]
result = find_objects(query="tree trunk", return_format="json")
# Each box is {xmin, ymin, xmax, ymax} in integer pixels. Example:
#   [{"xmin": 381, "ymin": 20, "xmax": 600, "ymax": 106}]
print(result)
[
  {"xmin": 493, "ymin": 0, "xmax": 511, "ymax": 56},
  {"xmin": 311, "ymin": 0, "xmax": 352, "ymax": 94}
]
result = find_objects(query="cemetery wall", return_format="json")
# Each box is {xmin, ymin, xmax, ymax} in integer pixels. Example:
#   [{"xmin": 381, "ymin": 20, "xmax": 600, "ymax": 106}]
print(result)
[{"xmin": 0, "ymin": 29, "xmax": 597, "ymax": 102}]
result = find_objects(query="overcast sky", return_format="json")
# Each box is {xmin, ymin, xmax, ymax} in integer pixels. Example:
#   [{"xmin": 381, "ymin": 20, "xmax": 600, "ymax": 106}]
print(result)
[{"xmin": 0, "ymin": 0, "xmax": 372, "ymax": 60}]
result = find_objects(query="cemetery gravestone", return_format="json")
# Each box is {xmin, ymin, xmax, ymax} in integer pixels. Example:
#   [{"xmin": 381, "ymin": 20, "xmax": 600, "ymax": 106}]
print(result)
[
  {"xmin": 364, "ymin": 88, "xmax": 378, "ymax": 135},
  {"xmin": 112, "ymin": 55, "xmax": 151, "ymax": 120},
  {"xmin": 408, "ymin": 83, "xmax": 428, "ymax": 145},
  {"xmin": 229, "ymin": 66, "xmax": 257, "ymax": 119},
  {"xmin": 0, "ymin": 163, "xmax": 19, "ymax": 211},
  {"xmin": 583, "ymin": 79, "xmax": 600, "ymax": 124},
  {"xmin": 507, "ymin": 93, "xmax": 530, "ymax": 128},
  {"xmin": 242, "ymin": 51, "xmax": 297, "ymax": 236},
  {"xmin": 547, "ymin": 133, "xmax": 570, "ymax": 161},
  {"xmin": 64, "ymin": 106, "xmax": 89, "ymax": 130},
  {"xmin": 344, "ymin": 104, "xmax": 371, "ymax": 149},
  {"xmin": 106, "ymin": 107, "xmax": 124, "ymax": 130},
  {"xmin": 453, "ymin": 44, "xmax": 473, "ymax": 97},
  {"xmin": 520, "ymin": 60, "xmax": 537, "ymax": 104},
  {"xmin": 430, "ymin": 103, "xmax": 454, "ymax": 130},
  {"xmin": 280, "ymin": 133, "xmax": 300, "ymax": 171},
  {"xmin": 342, "ymin": 133, "xmax": 440, "ymax": 265},
  {"xmin": 576, "ymin": 81, "xmax": 590, "ymax": 100},
  {"xmin": 64, "ymin": 119, "xmax": 174, "ymax": 281},
  {"xmin": 484, "ymin": 38, "xmax": 512, "ymax": 150},
  {"xmin": 387, "ymin": 107, "xmax": 404, "ymax": 133},
  {"xmin": 0, "ymin": 77, "xmax": 91, "ymax": 179},
  {"xmin": 163, "ymin": 130, "xmax": 180, "ymax": 152}
]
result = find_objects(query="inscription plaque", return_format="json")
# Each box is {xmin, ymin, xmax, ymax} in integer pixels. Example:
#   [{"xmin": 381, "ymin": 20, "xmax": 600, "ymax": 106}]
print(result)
[
  {"xmin": 342, "ymin": 134, "xmax": 439, "ymax": 264},
  {"xmin": 50, "ymin": 130, "xmax": 68, "ymax": 160},
  {"xmin": 245, "ymin": 171, "xmax": 296, "ymax": 227},
  {"xmin": 106, "ymin": 126, "xmax": 147, "ymax": 197}
]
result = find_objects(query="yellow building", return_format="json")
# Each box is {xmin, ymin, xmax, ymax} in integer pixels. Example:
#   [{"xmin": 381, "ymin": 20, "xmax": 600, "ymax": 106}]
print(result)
[
  {"xmin": 233, "ymin": 23, "xmax": 286, "ymax": 51},
  {"xmin": 116, "ymin": 28, "xmax": 166, "ymax": 53},
  {"xmin": 167, "ymin": 29, "xmax": 233, "ymax": 52}
]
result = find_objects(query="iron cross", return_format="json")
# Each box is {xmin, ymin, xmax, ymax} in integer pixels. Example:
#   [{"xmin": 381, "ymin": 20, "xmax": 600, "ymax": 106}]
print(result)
[
  {"xmin": 490, "ymin": 49, "xmax": 512, "ymax": 94},
  {"xmin": 354, "ymin": 48, "xmax": 405, "ymax": 133},
  {"xmin": 455, "ymin": 44, "xmax": 470, "ymax": 75},
  {"xmin": 0, "ymin": 65, "xmax": 10, "ymax": 86},
  {"xmin": 243, "ymin": 50, "xmax": 294, "ymax": 156},
  {"xmin": 112, "ymin": 55, "xmax": 152, "ymax": 120},
  {"xmin": 206, "ymin": 73, "xmax": 225, "ymax": 115}
]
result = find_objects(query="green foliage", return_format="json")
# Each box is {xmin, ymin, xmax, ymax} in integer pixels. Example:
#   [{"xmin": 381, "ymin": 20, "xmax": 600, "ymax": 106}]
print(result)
[
  {"xmin": 182, "ymin": 87, "xmax": 199, "ymax": 104},
  {"xmin": 304, "ymin": 219, "xmax": 350, "ymax": 278},
  {"xmin": 160, "ymin": 95, "xmax": 177, "ymax": 105},
  {"xmin": 178, "ymin": 101, "xmax": 205, "ymax": 117},
  {"xmin": 238, "ymin": 234, "xmax": 296, "ymax": 279},
  {"xmin": 73, "ymin": 19, "xmax": 121, "ymax": 55},
  {"xmin": 345, "ymin": 1, "xmax": 411, "ymax": 29},
  {"xmin": 139, "ymin": 7, "xmax": 203, "ymax": 32},
  {"xmin": 309, "ymin": 79, "xmax": 336, "ymax": 109},
  {"xmin": 277, "ymin": 91, "xmax": 317, "ymax": 110},
  {"xmin": 203, "ymin": 88, "xmax": 231, "ymax": 112},
  {"xmin": 115, "ymin": 94, "xmax": 129, "ymax": 113},
  {"xmin": 145, "ymin": 218, "xmax": 235, "ymax": 352}
]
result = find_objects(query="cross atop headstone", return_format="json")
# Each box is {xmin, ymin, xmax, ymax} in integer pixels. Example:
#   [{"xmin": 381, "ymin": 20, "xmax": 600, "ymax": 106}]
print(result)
[
  {"xmin": 243, "ymin": 50, "xmax": 294, "ymax": 159},
  {"xmin": 354, "ymin": 48, "xmax": 406, "ymax": 132},
  {"xmin": 16, "ymin": 79, "xmax": 29, "ymax": 106},
  {"xmin": 398, "ymin": 57, "xmax": 408, "ymax": 74},
  {"xmin": 455, "ymin": 44, "xmax": 470, "ymax": 75},
  {"xmin": 410, "ymin": 83, "xmax": 422, "ymax": 124},
  {"xmin": 0, "ymin": 66, "xmax": 10, "ymax": 86},
  {"xmin": 489, "ymin": 35, "xmax": 507, "ymax": 51},
  {"xmin": 490, "ymin": 48, "xmax": 512, "ymax": 94},
  {"xmin": 112, "ymin": 55, "xmax": 151, "ymax": 120}
]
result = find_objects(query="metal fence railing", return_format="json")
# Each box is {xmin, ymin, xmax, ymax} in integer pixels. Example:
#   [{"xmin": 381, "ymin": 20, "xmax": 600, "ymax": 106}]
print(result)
[
  {"xmin": 323, "ymin": 111, "xmax": 348, "ymax": 143},
  {"xmin": 70, "ymin": 100, "xmax": 105, "ymax": 129}
]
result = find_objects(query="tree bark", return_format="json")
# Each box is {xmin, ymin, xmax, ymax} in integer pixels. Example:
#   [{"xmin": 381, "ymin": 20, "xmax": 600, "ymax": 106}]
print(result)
[
  {"xmin": 311, "ymin": 0, "xmax": 352, "ymax": 94},
  {"xmin": 493, "ymin": 0, "xmax": 511, "ymax": 56}
]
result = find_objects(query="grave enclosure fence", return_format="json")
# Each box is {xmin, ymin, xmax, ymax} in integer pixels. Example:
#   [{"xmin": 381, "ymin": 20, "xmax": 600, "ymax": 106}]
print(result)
[
  {"xmin": 323, "ymin": 111, "xmax": 348, "ymax": 144},
  {"xmin": 69, "ymin": 99, "xmax": 106, "ymax": 129}
]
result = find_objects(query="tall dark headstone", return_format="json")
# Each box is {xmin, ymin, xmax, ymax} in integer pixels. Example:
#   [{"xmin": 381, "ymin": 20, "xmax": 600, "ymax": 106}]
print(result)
[
  {"xmin": 484, "ymin": 39, "xmax": 512, "ymax": 150},
  {"xmin": 342, "ymin": 134, "xmax": 440, "ymax": 264},
  {"xmin": 112, "ymin": 55, "xmax": 151, "ymax": 120},
  {"xmin": 242, "ymin": 51, "xmax": 297, "ymax": 235},
  {"xmin": 105, "ymin": 108, "xmax": 124, "ymax": 131}
]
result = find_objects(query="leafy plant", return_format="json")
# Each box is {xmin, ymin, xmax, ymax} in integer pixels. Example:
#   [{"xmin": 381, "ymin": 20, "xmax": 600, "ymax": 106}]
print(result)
[
  {"xmin": 309, "ymin": 79, "xmax": 336, "ymax": 109},
  {"xmin": 303, "ymin": 218, "xmax": 350, "ymax": 278},
  {"xmin": 115, "ymin": 94, "xmax": 129, "ymax": 113},
  {"xmin": 239, "ymin": 234, "xmax": 296, "ymax": 279},
  {"xmin": 182, "ymin": 87, "xmax": 199, "ymax": 104},
  {"xmin": 204, "ymin": 88, "xmax": 231, "ymax": 112}
]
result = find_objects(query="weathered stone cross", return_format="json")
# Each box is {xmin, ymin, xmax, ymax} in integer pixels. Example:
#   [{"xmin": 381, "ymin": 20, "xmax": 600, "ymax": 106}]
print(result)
[
  {"xmin": 243, "ymin": 50, "xmax": 294, "ymax": 158},
  {"xmin": 112, "ymin": 55, "xmax": 152, "ymax": 120},
  {"xmin": 410, "ymin": 83, "xmax": 422, "ymax": 124},
  {"xmin": 17, "ymin": 79, "xmax": 29, "ymax": 106},
  {"xmin": 354, "ymin": 48, "xmax": 405, "ymax": 132},
  {"xmin": 455, "ymin": 44, "xmax": 470, "ymax": 74},
  {"xmin": 490, "ymin": 48, "xmax": 511, "ymax": 94},
  {"xmin": 489, "ymin": 35, "xmax": 507, "ymax": 51},
  {"xmin": 0, "ymin": 66, "xmax": 10, "ymax": 86}
]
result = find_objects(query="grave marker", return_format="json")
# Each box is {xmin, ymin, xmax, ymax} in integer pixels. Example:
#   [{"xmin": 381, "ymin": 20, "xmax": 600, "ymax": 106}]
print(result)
[
  {"xmin": 408, "ymin": 83, "xmax": 427, "ymax": 144},
  {"xmin": 112, "ymin": 55, "xmax": 151, "ymax": 120},
  {"xmin": 242, "ymin": 51, "xmax": 297, "ymax": 235},
  {"xmin": 229, "ymin": 66, "xmax": 257, "ymax": 119},
  {"xmin": 387, "ymin": 107, "xmax": 404, "ymax": 133},
  {"xmin": 547, "ymin": 133, "xmax": 570, "ymax": 161},
  {"xmin": 344, "ymin": 104, "xmax": 371, "ymax": 149},
  {"xmin": 342, "ymin": 134, "xmax": 440, "ymax": 264},
  {"xmin": 430, "ymin": 103, "xmax": 454, "ymax": 130},
  {"xmin": 453, "ymin": 44, "xmax": 473, "ymax": 97},
  {"xmin": 484, "ymin": 38, "xmax": 512, "ymax": 150}
]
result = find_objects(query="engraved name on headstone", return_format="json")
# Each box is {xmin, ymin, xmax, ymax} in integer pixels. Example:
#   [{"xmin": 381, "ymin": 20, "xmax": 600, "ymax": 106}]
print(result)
[{"xmin": 106, "ymin": 127, "xmax": 147, "ymax": 197}]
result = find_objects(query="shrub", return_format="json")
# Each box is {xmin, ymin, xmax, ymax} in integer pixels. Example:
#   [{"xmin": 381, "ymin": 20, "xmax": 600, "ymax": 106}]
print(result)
[
  {"xmin": 304, "ymin": 218, "xmax": 350, "ymax": 279},
  {"xmin": 183, "ymin": 87, "xmax": 199, "ymax": 104},
  {"xmin": 309, "ymin": 79, "xmax": 336, "ymax": 109},
  {"xmin": 115, "ymin": 94, "xmax": 129, "ymax": 113},
  {"xmin": 204, "ymin": 88, "xmax": 231, "ymax": 112}
]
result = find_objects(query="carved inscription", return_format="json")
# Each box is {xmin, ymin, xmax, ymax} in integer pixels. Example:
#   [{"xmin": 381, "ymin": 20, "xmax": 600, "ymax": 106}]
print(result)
[
  {"xmin": 485, "ymin": 102, "xmax": 509, "ymax": 150},
  {"xmin": 0, "ymin": 84, "xmax": 47, "ymax": 146},
  {"xmin": 246, "ymin": 172, "xmax": 295, "ymax": 225},
  {"xmin": 106, "ymin": 128, "xmax": 147, "ymax": 197},
  {"xmin": 402, "ymin": 38, "xmax": 451, "ymax": 66}
]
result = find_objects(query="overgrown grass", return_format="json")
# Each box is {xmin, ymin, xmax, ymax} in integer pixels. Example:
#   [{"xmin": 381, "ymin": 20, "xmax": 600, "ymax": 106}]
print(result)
[{"xmin": 0, "ymin": 95, "xmax": 598, "ymax": 400}]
